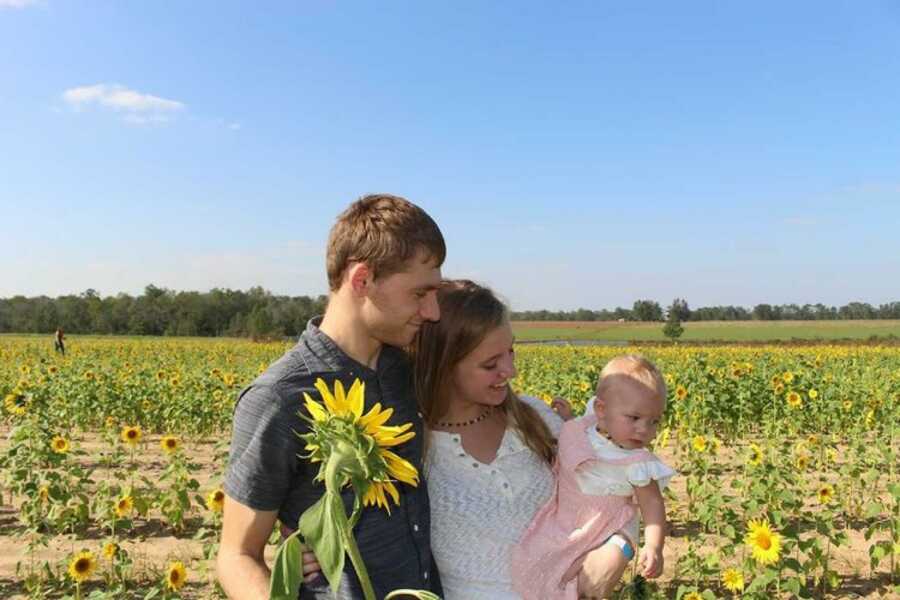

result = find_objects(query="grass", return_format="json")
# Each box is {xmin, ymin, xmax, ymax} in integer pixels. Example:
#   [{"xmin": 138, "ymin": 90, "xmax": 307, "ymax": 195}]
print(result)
[{"xmin": 511, "ymin": 319, "xmax": 900, "ymax": 342}]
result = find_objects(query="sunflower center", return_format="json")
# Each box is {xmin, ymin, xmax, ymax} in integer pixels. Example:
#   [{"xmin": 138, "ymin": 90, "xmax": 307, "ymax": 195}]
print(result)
[
  {"xmin": 75, "ymin": 558, "xmax": 90, "ymax": 573},
  {"xmin": 756, "ymin": 533, "xmax": 771, "ymax": 550}
]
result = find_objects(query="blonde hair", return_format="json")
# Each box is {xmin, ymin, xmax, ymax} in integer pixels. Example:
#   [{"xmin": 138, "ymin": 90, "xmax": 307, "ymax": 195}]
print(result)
[
  {"xmin": 411, "ymin": 280, "xmax": 556, "ymax": 465},
  {"xmin": 596, "ymin": 354, "xmax": 667, "ymax": 408},
  {"xmin": 326, "ymin": 194, "xmax": 446, "ymax": 291}
]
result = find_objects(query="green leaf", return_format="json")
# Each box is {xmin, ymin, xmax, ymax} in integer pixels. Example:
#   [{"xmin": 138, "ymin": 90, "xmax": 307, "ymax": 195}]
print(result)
[
  {"xmin": 269, "ymin": 532, "xmax": 303, "ymax": 600},
  {"xmin": 298, "ymin": 490, "xmax": 348, "ymax": 595},
  {"xmin": 784, "ymin": 577, "xmax": 801, "ymax": 595}
]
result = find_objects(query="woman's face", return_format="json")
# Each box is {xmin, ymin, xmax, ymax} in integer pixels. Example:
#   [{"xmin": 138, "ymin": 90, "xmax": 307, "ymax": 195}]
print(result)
[{"xmin": 449, "ymin": 321, "xmax": 517, "ymax": 409}]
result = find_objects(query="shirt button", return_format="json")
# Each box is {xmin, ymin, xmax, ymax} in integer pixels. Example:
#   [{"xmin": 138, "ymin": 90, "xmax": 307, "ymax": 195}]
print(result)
[
  {"xmin": 413, "ymin": 524, "xmax": 420, "ymax": 532},
  {"xmin": 503, "ymin": 483, "xmax": 509, "ymax": 488},
  {"xmin": 472, "ymin": 462, "xmax": 479, "ymax": 468},
  {"xmin": 457, "ymin": 452, "xmax": 465, "ymax": 457},
  {"xmin": 424, "ymin": 570, "xmax": 429, "ymax": 580}
]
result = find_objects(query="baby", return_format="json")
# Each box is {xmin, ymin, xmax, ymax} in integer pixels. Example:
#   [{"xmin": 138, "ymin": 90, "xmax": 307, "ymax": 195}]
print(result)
[{"xmin": 511, "ymin": 355, "xmax": 676, "ymax": 599}]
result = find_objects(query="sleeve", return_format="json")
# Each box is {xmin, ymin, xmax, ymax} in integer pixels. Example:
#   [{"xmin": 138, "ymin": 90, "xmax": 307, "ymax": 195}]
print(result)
[
  {"xmin": 626, "ymin": 455, "xmax": 677, "ymax": 492},
  {"xmin": 518, "ymin": 394, "xmax": 564, "ymax": 438},
  {"xmin": 223, "ymin": 384, "xmax": 307, "ymax": 511}
]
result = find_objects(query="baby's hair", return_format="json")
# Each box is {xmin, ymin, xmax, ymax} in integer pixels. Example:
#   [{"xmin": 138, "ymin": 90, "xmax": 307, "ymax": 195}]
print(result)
[{"xmin": 596, "ymin": 354, "xmax": 667, "ymax": 408}]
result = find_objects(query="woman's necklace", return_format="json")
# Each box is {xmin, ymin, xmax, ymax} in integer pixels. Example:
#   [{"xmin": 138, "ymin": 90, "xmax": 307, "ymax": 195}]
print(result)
[{"xmin": 435, "ymin": 406, "xmax": 493, "ymax": 429}]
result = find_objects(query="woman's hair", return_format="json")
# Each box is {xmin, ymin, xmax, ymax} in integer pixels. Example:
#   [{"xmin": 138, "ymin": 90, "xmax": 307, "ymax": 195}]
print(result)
[{"xmin": 411, "ymin": 279, "xmax": 556, "ymax": 465}]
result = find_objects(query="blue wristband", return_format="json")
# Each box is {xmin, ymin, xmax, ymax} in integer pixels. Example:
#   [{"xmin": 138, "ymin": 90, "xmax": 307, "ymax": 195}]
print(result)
[{"xmin": 606, "ymin": 533, "xmax": 635, "ymax": 560}]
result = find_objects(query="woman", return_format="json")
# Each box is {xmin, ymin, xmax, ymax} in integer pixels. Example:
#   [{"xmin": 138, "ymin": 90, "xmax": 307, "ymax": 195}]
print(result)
[{"xmin": 412, "ymin": 280, "xmax": 628, "ymax": 599}]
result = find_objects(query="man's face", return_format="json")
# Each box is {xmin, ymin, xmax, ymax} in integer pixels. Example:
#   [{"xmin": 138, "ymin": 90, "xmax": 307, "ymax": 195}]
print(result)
[{"xmin": 362, "ymin": 252, "xmax": 442, "ymax": 348}]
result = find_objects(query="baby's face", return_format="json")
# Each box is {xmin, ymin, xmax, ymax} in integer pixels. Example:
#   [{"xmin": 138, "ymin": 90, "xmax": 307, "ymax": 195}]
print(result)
[{"xmin": 594, "ymin": 377, "xmax": 664, "ymax": 450}]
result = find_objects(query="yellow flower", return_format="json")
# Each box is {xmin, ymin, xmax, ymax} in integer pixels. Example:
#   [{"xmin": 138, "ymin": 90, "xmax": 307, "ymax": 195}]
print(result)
[
  {"xmin": 842, "ymin": 399, "xmax": 853, "ymax": 411},
  {"xmin": 683, "ymin": 592, "xmax": 703, "ymax": 600},
  {"xmin": 84, "ymin": 370, "xmax": 95, "ymax": 381},
  {"xmin": 721, "ymin": 568, "xmax": 744, "ymax": 592},
  {"xmin": 774, "ymin": 382, "xmax": 784, "ymax": 394},
  {"xmin": 691, "ymin": 435, "xmax": 707, "ymax": 453},
  {"xmin": 579, "ymin": 381, "xmax": 590, "ymax": 392},
  {"xmin": 786, "ymin": 391, "xmax": 802, "ymax": 408},
  {"xmin": 102, "ymin": 541, "xmax": 118, "ymax": 560},
  {"xmin": 748, "ymin": 443, "xmax": 763, "ymax": 466},
  {"xmin": 4, "ymin": 392, "xmax": 30, "ymax": 416},
  {"xmin": 47, "ymin": 365, "xmax": 58, "ymax": 375},
  {"xmin": 51, "ymin": 436, "xmax": 70, "ymax": 454},
  {"xmin": 782, "ymin": 371, "xmax": 795, "ymax": 384},
  {"xmin": 114, "ymin": 495, "xmax": 134, "ymax": 518},
  {"xmin": 160, "ymin": 435, "xmax": 179, "ymax": 455},
  {"xmin": 303, "ymin": 378, "xmax": 419, "ymax": 513},
  {"xmin": 206, "ymin": 488, "xmax": 225, "ymax": 513},
  {"xmin": 105, "ymin": 416, "xmax": 116, "ymax": 429},
  {"xmin": 817, "ymin": 484, "xmax": 834, "ymax": 505},
  {"xmin": 675, "ymin": 385, "xmax": 688, "ymax": 400},
  {"xmin": 795, "ymin": 454, "xmax": 809, "ymax": 470},
  {"xmin": 808, "ymin": 388, "xmax": 819, "ymax": 399},
  {"xmin": 120, "ymin": 425, "xmax": 142, "ymax": 446},
  {"xmin": 745, "ymin": 519, "xmax": 782, "ymax": 565},
  {"xmin": 165, "ymin": 561, "xmax": 187, "ymax": 591},
  {"xmin": 38, "ymin": 485, "xmax": 49, "ymax": 503},
  {"xmin": 67, "ymin": 550, "xmax": 97, "ymax": 583}
]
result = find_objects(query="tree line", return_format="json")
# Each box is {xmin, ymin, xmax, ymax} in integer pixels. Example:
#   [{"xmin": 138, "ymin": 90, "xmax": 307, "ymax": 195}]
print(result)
[
  {"xmin": 511, "ymin": 298, "xmax": 900, "ymax": 322},
  {"xmin": 0, "ymin": 285, "xmax": 327, "ymax": 338},
  {"xmin": 2, "ymin": 288, "xmax": 899, "ymax": 338}
]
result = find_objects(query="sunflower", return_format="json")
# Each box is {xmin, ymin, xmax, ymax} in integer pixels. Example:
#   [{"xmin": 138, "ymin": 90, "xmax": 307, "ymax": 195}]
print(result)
[
  {"xmin": 38, "ymin": 485, "xmax": 49, "ymax": 503},
  {"xmin": 165, "ymin": 561, "xmax": 187, "ymax": 591},
  {"xmin": 120, "ymin": 425, "xmax": 142, "ymax": 446},
  {"xmin": 817, "ymin": 484, "xmax": 834, "ymax": 505},
  {"xmin": 721, "ymin": 568, "xmax": 744, "ymax": 592},
  {"xmin": 105, "ymin": 416, "xmax": 116, "ymax": 429},
  {"xmin": 774, "ymin": 382, "xmax": 784, "ymax": 395},
  {"xmin": 795, "ymin": 454, "xmax": 809, "ymax": 470},
  {"xmin": 748, "ymin": 443, "xmax": 763, "ymax": 466},
  {"xmin": 51, "ymin": 436, "xmax": 70, "ymax": 454},
  {"xmin": 102, "ymin": 541, "xmax": 118, "ymax": 560},
  {"xmin": 691, "ymin": 435, "xmax": 707, "ymax": 453},
  {"xmin": 786, "ymin": 391, "xmax": 802, "ymax": 409},
  {"xmin": 206, "ymin": 488, "xmax": 225, "ymax": 513},
  {"xmin": 302, "ymin": 378, "xmax": 418, "ymax": 513},
  {"xmin": 47, "ymin": 365, "xmax": 58, "ymax": 375},
  {"xmin": 675, "ymin": 385, "xmax": 688, "ymax": 400},
  {"xmin": 114, "ymin": 495, "xmax": 134, "ymax": 518},
  {"xmin": 808, "ymin": 388, "xmax": 819, "ymax": 399},
  {"xmin": 745, "ymin": 519, "xmax": 781, "ymax": 565},
  {"xmin": 782, "ymin": 371, "xmax": 795, "ymax": 384},
  {"xmin": 159, "ymin": 435, "xmax": 179, "ymax": 455},
  {"xmin": 84, "ymin": 370, "xmax": 95, "ymax": 381},
  {"xmin": 4, "ymin": 392, "xmax": 30, "ymax": 416},
  {"xmin": 67, "ymin": 550, "xmax": 97, "ymax": 583},
  {"xmin": 842, "ymin": 399, "xmax": 853, "ymax": 411},
  {"xmin": 683, "ymin": 592, "xmax": 703, "ymax": 600}
]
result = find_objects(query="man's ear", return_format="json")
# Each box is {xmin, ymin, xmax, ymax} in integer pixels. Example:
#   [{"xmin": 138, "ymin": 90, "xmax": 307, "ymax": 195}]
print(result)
[{"xmin": 347, "ymin": 262, "xmax": 372, "ymax": 296}]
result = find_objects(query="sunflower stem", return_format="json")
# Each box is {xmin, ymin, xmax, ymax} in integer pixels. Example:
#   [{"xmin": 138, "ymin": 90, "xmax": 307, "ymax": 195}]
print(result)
[{"xmin": 342, "ymin": 524, "xmax": 376, "ymax": 600}]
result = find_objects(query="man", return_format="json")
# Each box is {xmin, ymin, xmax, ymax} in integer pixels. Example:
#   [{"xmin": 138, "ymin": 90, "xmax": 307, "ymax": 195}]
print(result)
[{"xmin": 217, "ymin": 194, "xmax": 445, "ymax": 599}]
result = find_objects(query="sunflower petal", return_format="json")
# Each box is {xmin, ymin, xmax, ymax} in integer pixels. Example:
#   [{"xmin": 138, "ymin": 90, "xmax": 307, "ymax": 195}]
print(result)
[
  {"xmin": 347, "ymin": 378, "xmax": 365, "ymax": 420},
  {"xmin": 303, "ymin": 393, "xmax": 328, "ymax": 422},
  {"xmin": 377, "ymin": 430, "xmax": 416, "ymax": 447},
  {"xmin": 334, "ymin": 379, "xmax": 347, "ymax": 414},
  {"xmin": 382, "ymin": 449, "xmax": 420, "ymax": 486},
  {"xmin": 360, "ymin": 403, "xmax": 393, "ymax": 432},
  {"xmin": 314, "ymin": 378, "xmax": 340, "ymax": 415}
]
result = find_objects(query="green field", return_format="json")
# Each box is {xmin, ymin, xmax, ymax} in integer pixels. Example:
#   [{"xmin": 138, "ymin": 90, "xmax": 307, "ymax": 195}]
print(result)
[{"xmin": 512, "ymin": 319, "xmax": 900, "ymax": 342}]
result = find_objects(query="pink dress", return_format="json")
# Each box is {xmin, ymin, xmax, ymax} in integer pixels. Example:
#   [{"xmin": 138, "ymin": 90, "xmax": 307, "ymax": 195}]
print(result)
[{"xmin": 510, "ymin": 414, "xmax": 651, "ymax": 600}]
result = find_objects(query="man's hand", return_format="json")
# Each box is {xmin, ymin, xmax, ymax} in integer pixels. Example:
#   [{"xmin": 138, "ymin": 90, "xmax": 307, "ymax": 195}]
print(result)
[{"xmin": 301, "ymin": 544, "xmax": 321, "ymax": 583}]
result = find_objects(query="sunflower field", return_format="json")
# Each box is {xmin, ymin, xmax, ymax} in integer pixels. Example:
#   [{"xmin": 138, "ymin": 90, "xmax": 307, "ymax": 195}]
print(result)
[{"xmin": 1, "ymin": 336, "xmax": 898, "ymax": 599}]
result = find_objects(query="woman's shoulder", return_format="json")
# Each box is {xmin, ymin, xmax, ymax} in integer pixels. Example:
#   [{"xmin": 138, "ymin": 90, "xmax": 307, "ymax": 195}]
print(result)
[{"xmin": 516, "ymin": 394, "xmax": 563, "ymax": 437}]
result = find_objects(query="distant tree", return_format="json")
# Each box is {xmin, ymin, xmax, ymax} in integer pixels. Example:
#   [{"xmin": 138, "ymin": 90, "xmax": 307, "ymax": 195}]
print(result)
[
  {"xmin": 753, "ymin": 303, "xmax": 777, "ymax": 321},
  {"xmin": 668, "ymin": 298, "xmax": 691, "ymax": 322},
  {"xmin": 632, "ymin": 300, "xmax": 663, "ymax": 322},
  {"xmin": 662, "ymin": 308, "xmax": 684, "ymax": 341}
]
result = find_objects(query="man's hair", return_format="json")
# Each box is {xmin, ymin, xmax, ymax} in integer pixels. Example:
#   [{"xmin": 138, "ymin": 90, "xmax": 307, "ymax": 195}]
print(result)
[
  {"xmin": 596, "ymin": 354, "xmax": 668, "ymax": 408},
  {"xmin": 326, "ymin": 194, "xmax": 446, "ymax": 291},
  {"xmin": 412, "ymin": 279, "xmax": 556, "ymax": 465}
]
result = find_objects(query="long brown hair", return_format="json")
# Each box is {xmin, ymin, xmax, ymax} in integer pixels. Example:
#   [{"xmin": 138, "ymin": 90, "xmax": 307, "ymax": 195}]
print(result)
[{"xmin": 411, "ymin": 280, "xmax": 556, "ymax": 465}]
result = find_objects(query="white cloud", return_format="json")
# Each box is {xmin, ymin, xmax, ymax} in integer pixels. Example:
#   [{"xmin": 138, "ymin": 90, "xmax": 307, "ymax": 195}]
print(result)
[
  {"xmin": 61, "ymin": 84, "xmax": 185, "ymax": 122},
  {"xmin": 0, "ymin": 0, "xmax": 40, "ymax": 8}
]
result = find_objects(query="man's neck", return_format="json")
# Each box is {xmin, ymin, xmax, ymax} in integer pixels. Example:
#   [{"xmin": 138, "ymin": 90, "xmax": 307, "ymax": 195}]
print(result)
[{"xmin": 318, "ymin": 300, "xmax": 382, "ymax": 369}]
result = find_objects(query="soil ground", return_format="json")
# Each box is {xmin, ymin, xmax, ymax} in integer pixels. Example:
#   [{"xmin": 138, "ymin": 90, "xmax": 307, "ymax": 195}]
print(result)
[{"xmin": 0, "ymin": 427, "xmax": 896, "ymax": 599}]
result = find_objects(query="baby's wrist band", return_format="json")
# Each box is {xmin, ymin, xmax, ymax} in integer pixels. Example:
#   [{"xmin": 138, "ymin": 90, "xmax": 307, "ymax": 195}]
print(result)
[{"xmin": 605, "ymin": 533, "xmax": 635, "ymax": 560}]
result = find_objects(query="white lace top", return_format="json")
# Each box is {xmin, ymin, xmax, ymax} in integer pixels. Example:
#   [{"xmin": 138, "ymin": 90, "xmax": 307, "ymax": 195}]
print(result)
[
  {"xmin": 425, "ymin": 395, "xmax": 563, "ymax": 600},
  {"xmin": 575, "ymin": 422, "xmax": 676, "ymax": 497}
]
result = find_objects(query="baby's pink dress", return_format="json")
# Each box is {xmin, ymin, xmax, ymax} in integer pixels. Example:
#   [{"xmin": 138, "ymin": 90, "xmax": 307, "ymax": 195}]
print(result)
[{"xmin": 510, "ymin": 414, "xmax": 650, "ymax": 600}]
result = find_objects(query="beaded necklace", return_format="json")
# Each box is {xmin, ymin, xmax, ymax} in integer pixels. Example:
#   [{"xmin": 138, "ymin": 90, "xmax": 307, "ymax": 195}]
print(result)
[{"xmin": 435, "ymin": 406, "xmax": 493, "ymax": 429}]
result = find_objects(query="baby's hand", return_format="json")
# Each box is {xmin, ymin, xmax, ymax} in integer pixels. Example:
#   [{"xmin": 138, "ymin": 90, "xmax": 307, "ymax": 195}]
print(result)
[
  {"xmin": 551, "ymin": 397, "xmax": 575, "ymax": 421},
  {"xmin": 638, "ymin": 545, "xmax": 663, "ymax": 579}
]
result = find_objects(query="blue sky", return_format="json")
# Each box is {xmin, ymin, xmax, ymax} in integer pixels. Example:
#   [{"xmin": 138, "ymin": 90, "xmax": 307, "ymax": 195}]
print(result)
[{"xmin": 2, "ymin": 1, "xmax": 899, "ymax": 311}]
